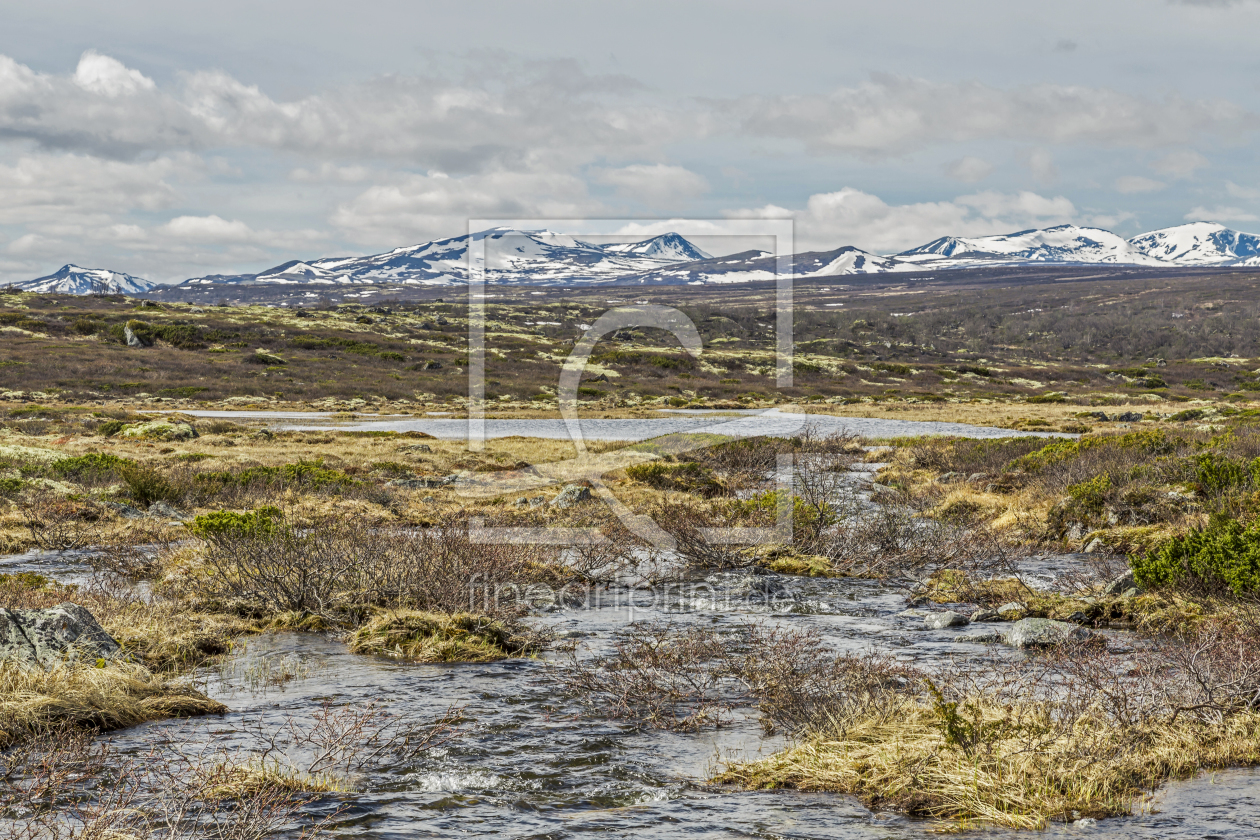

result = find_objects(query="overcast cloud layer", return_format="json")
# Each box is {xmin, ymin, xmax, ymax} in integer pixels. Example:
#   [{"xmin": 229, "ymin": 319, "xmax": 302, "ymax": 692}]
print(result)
[{"xmin": 2, "ymin": 0, "xmax": 1260, "ymax": 283}]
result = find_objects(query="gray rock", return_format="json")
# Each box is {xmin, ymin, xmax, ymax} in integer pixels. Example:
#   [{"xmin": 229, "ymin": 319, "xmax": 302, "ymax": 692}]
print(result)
[
  {"xmin": 0, "ymin": 604, "xmax": 122, "ymax": 668},
  {"xmin": 1003, "ymin": 618, "xmax": 1091, "ymax": 649},
  {"xmin": 896, "ymin": 609, "xmax": 927, "ymax": 618},
  {"xmin": 1121, "ymin": 587, "xmax": 1139, "ymax": 598},
  {"xmin": 957, "ymin": 631, "xmax": 1002, "ymax": 644},
  {"xmin": 528, "ymin": 495, "xmax": 546, "ymax": 508},
  {"xmin": 388, "ymin": 474, "xmax": 457, "ymax": 490},
  {"xmin": 514, "ymin": 497, "xmax": 530, "ymax": 508},
  {"xmin": 102, "ymin": 500, "xmax": 146, "ymax": 519},
  {"xmin": 400, "ymin": 443, "xmax": 432, "ymax": 453},
  {"xmin": 1117, "ymin": 411, "xmax": 1144, "ymax": 422},
  {"xmin": 1084, "ymin": 538, "xmax": 1105, "ymax": 554},
  {"xmin": 550, "ymin": 484, "xmax": 593, "ymax": 508},
  {"xmin": 923, "ymin": 611, "xmax": 970, "ymax": 630},
  {"xmin": 971, "ymin": 609, "xmax": 1000, "ymax": 622},
  {"xmin": 741, "ymin": 574, "xmax": 793, "ymax": 602},
  {"xmin": 147, "ymin": 501, "xmax": 188, "ymax": 521},
  {"xmin": 123, "ymin": 325, "xmax": 151, "ymax": 348},
  {"xmin": 1102, "ymin": 570, "xmax": 1137, "ymax": 596},
  {"xmin": 996, "ymin": 601, "xmax": 1027, "ymax": 619}
]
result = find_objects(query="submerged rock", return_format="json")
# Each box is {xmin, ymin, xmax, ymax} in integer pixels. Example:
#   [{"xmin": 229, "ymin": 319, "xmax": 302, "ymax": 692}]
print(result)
[
  {"xmin": 1003, "ymin": 618, "xmax": 1090, "ymax": 649},
  {"xmin": 0, "ymin": 604, "xmax": 122, "ymax": 668},
  {"xmin": 957, "ymin": 630, "xmax": 1002, "ymax": 644},
  {"xmin": 923, "ymin": 611, "xmax": 970, "ymax": 630}
]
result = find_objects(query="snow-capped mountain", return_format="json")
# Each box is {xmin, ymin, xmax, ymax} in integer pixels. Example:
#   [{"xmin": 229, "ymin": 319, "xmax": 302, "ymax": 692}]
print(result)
[
  {"xmin": 895, "ymin": 225, "xmax": 1167, "ymax": 267},
  {"xmin": 1128, "ymin": 221, "xmax": 1260, "ymax": 267},
  {"xmin": 622, "ymin": 245, "xmax": 904, "ymax": 284},
  {"xmin": 16, "ymin": 265, "xmax": 153, "ymax": 295},
  {"xmin": 176, "ymin": 228, "xmax": 714, "ymax": 289}
]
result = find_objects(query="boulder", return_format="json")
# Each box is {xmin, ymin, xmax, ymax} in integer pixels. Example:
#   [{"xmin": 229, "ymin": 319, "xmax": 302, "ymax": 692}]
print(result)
[
  {"xmin": 550, "ymin": 484, "xmax": 593, "ymax": 508},
  {"xmin": 102, "ymin": 500, "xmax": 146, "ymax": 519},
  {"xmin": 120, "ymin": 421, "xmax": 198, "ymax": 441},
  {"xmin": 971, "ymin": 608, "xmax": 1000, "ymax": 622},
  {"xmin": 124, "ymin": 325, "xmax": 152, "ymax": 347},
  {"xmin": 0, "ymin": 604, "xmax": 122, "ymax": 668},
  {"xmin": 1116, "ymin": 411, "xmax": 1144, "ymax": 422},
  {"xmin": 1102, "ymin": 570, "xmax": 1137, "ymax": 596},
  {"xmin": 923, "ymin": 611, "xmax": 970, "ymax": 630},
  {"xmin": 1003, "ymin": 618, "xmax": 1091, "ymax": 649}
]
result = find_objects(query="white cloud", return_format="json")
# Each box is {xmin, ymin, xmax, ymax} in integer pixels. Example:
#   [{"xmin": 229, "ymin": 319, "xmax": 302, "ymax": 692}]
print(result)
[
  {"xmin": 289, "ymin": 163, "xmax": 373, "ymax": 182},
  {"xmin": 1115, "ymin": 175, "xmax": 1166, "ymax": 194},
  {"xmin": 1152, "ymin": 150, "xmax": 1209, "ymax": 178},
  {"xmin": 330, "ymin": 169, "xmax": 602, "ymax": 246},
  {"xmin": 724, "ymin": 187, "xmax": 1077, "ymax": 253},
  {"xmin": 593, "ymin": 163, "xmax": 708, "ymax": 207},
  {"xmin": 160, "ymin": 215, "xmax": 255, "ymax": 244},
  {"xmin": 944, "ymin": 156, "xmax": 994, "ymax": 183},
  {"xmin": 1024, "ymin": 148, "xmax": 1057, "ymax": 183},
  {"xmin": 1185, "ymin": 205, "xmax": 1260, "ymax": 223},
  {"xmin": 728, "ymin": 74, "xmax": 1259, "ymax": 158},
  {"xmin": 73, "ymin": 50, "xmax": 156, "ymax": 97}
]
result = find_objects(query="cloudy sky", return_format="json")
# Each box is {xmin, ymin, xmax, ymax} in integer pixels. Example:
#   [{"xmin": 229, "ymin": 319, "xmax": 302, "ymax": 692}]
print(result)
[{"xmin": 3, "ymin": 0, "xmax": 1260, "ymax": 284}]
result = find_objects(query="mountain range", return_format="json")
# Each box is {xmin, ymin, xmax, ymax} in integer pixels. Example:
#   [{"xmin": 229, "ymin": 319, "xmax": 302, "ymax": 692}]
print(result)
[{"xmin": 16, "ymin": 221, "xmax": 1260, "ymax": 295}]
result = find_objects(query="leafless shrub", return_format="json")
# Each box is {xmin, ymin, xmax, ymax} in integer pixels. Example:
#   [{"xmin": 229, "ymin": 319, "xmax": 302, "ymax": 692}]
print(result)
[
  {"xmin": 558, "ymin": 621, "xmax": 917, "ymax": 734},
  {"xmin": 558, "ymin": 622, "xmax": 741, "ymax": 729},
  {"xmin": 189, "ymin": 511, "xmax": 559, "ymax": 622},
  {"xmin": 648, "ymin": 498, "xmax": 760, "ymax": 571},
  {"xmin": 17, "ymin": 490, "xmax": 104, "ymax": 553},
  {"xmin": 1, "ymin": 703, "xmax": 466, "ymax": 839}
]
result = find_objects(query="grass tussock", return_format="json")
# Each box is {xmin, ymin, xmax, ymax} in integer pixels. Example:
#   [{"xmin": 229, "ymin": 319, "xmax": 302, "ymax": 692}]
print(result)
[
  {"xmin": 713, "ymin": 698, "xmax": 1260, "ymax": 829},
  {"xmin": 0, "ymin": 660, "xmax": 225, "ymax": 748},
  {"xmin": 347, "ymin": 610, "xmax": 534, "ymax": 662}
]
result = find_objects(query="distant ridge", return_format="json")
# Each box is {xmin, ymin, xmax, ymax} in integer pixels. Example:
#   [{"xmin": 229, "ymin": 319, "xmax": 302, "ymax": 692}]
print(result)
[{"xmin": 20, "ymin": 221, "xmax": 1260, "ymax": 296}]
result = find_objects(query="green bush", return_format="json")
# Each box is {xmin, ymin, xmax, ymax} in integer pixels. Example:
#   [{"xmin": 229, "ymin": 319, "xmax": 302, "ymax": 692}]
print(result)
[
  {"xmin": 1133, "ymin": 519, "xmax": 1260, "ymax": 595},
  {"xmin": 625, "ymin": 460, "xmax": 726, "ymax": 496},
  {"xmin": 1066, "ymin": 474, "xmax": 1111, "ymax": 516},
  {"xmin": 187, "ymin": 506, "xmax": 283, "ymax": 539},
  {"xmin": 117, "ymin": 461, "xmax": 182, "ymax": 506},
  {"xmin": 1192, "ymin": 453, "xmax": 1254, "ymax": 496},
  {"xmin": 97, "ymin": 419, "xmax": 128, "ymax": 438},
  {"xmin": 195, "ymin": 460, "xmax": 355, "ymax": 491},
  {"xmin": 52, "ymin": 453, "xmax": 135, "ymax": 481}
]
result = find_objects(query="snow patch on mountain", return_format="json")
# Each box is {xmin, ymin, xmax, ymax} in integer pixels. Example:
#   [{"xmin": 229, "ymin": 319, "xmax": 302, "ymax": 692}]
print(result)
[
  {"xmin": 16, "ymin": 265, "xmax": 153, "ymax": 295},
  {"xmin": 895, "ymin": 225, "xmax": 1166, "ymax": 266}
]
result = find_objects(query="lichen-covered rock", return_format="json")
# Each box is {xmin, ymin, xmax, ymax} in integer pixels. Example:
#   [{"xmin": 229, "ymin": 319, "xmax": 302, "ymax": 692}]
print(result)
[
  {"xmin": 1103, "ymin": 570, "xmax": 1138, "ymax": 596},
  {"xmin": 1003, "ymin": 618, "xmax": 1090, "ymax": 649},
  {"xmin": 0, "ymin": 603, "xmax": 122, "ymax": 668},
  {"xmin": 120, "ymin": 421, "xmax": 198, "ymax": 441},
  {"xmin": 550, "ymin": 484, "xmax": 593, "ymax": 508}
]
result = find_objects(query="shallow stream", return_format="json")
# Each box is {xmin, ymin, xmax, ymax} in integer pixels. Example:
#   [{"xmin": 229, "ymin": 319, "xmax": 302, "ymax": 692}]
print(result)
[{"xmin": 5, "ymin": 416, "xmax": 1255, "ymax": 837}]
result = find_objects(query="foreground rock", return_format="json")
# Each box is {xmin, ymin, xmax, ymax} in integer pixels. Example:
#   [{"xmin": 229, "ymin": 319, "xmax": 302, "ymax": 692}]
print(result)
[
  {"xmin": 551, "ymin": 484, "xmax": 593, "ymax": 508},
  {"xmin": 0, "ymin": 604, "xmax": 123, "ymax": 668},
  {"xmin": 1003, "ymin": 618, "xmax": 1090, "ymax": 649}
]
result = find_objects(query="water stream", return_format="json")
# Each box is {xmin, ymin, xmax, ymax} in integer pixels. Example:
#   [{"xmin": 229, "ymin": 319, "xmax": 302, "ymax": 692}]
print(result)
[{"xmin": 4, "ymin": 416, "xmax": 1252, "ymax": 837}]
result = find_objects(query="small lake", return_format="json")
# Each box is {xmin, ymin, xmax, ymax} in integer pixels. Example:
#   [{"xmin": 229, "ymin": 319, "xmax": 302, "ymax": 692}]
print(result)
[{"xmin": 179, "ymin": 407, "xmax": 1069, "ymax": 442}]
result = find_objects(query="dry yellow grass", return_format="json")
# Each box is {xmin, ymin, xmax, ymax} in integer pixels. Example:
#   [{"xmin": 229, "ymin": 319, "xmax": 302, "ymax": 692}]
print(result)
[
  {"xmin": 0, "ymin": 660, "xmax": 226, "ymax": 747},
  {"xmin": 347, "ymin": 610, "xmax": 531, "ymax": 662},
  {"xmin": 714, "ymin": 697, "xmax": 1260, "ymax": 829}
]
